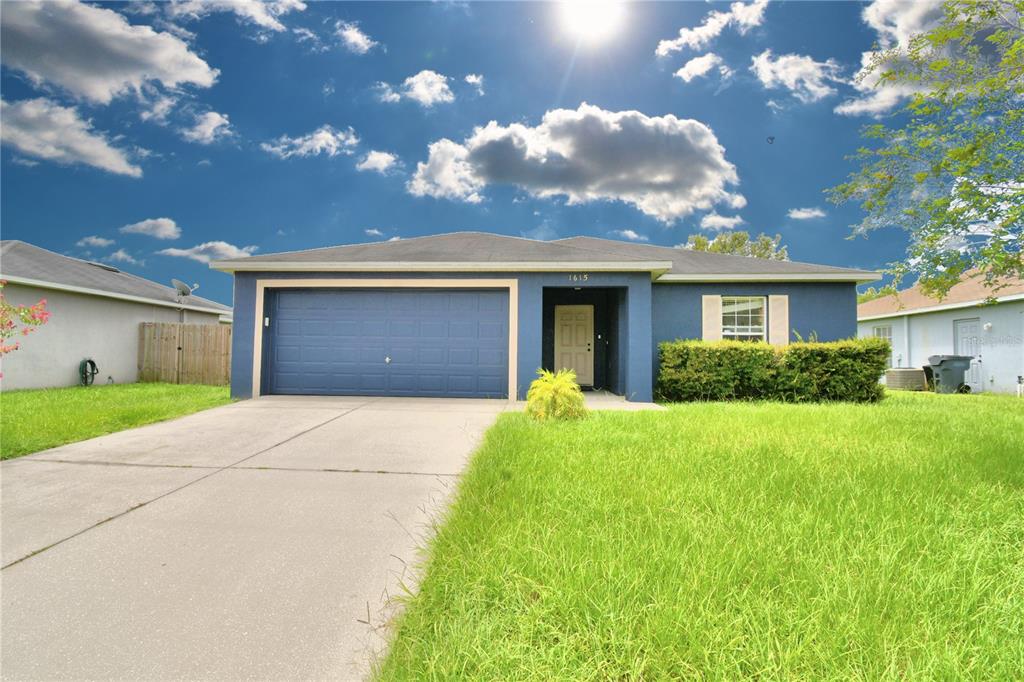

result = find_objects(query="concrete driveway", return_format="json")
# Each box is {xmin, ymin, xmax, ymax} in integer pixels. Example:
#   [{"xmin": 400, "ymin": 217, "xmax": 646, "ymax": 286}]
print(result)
[{"xmin": 1, "ymin": 396, "xmax": 509, "ymax": 681}]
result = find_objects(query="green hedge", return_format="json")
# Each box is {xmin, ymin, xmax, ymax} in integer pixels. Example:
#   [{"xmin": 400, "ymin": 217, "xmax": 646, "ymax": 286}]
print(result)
[{"xmin": 656, "ymin": 338, "xmax": 890, "ymax": 403}]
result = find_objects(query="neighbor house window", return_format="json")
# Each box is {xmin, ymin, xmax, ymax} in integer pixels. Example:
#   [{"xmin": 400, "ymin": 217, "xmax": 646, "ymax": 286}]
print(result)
[
  {"xmin": 873, "ymin": 325, "xmax": 894, "ymax": 367},
  {"xmin": 722, "ymin": 296, "xmax": 766, "ymax": 342}
]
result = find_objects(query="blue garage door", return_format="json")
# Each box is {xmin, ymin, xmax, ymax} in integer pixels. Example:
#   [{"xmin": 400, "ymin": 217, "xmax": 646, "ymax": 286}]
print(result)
[{"xmin": 265, "ymin": 288, "xmax": 509, "ymax": 398}]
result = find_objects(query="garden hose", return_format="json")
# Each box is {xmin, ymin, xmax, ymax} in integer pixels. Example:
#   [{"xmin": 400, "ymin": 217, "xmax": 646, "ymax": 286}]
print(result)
[{"xmin": 79, "ymin": 358, "xmax": 98, "ymax": 386}]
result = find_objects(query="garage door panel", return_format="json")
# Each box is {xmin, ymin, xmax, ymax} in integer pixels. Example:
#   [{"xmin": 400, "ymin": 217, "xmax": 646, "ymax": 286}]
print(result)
[
  {"xmin": 277, "ymin": 291, "xmax": 307, "ymax": 309},
  {"xmin": 266, "ymin": 288, "xmax": 508, "ymax": 398},
  {"xmin": 481, "ymin": 348, "xmax": 509, "ymax": 368},
  {"xmin": 388, "ymin": 346, "xmax": 417, "ymax": 363},
  {"xmin": 479, "ymin": 321, "xmax": 505, "ymax": 339},
  {"xmin": 449, "ymin": 348, "xmax": 479, "ymax": 366},
  {"xmin": 332, "ymin": 320, "xmax": 360, "ymax": 336},
  {"xmin": 301, "ymin": 346, "xmax": 332, "ymax": 363},
  {"xmin": 447, "ymin": 375, "xmax": 478, "ymax": 393},
  {"xmin": 417, "ymin": 347, "xmax": 446, "ymax": 365},
  {"xmin": 360, "ymin": 320, "xmax": 387, "ymax": 336},
  {"xmin": 277, "ymin": 320, "xmax": 302, "ymax": 336},
  {"xmin": 479, "ymin": 295, "xmax": 504, "ymax": 313},
  {"xmin": 420, "ymin": 321, "xmax": 447, "ymax": 338},
  {"xmin": 389, "ymin": 320, "xmax": 418, "ymax": 337},
  {"xmin": 449, "ymin": 321, "xmax": 476, "ymax": 338}
]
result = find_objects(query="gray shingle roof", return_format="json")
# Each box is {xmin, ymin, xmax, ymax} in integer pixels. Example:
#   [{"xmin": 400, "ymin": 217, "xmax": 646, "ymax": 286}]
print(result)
[
  {"xmin": 210, "ymin": 231, "xmax": 877, "ymax": 281},
  {"xmin": 1, "ymin": 240, "xmax": 231, "ymax": 314},
  {"xmin": 555, "ymin": 236, "xmax": 877, "ymax": 279},
  {"xmin": 214, "ymin": 232, "xmax": 657, "ymax": 265}
]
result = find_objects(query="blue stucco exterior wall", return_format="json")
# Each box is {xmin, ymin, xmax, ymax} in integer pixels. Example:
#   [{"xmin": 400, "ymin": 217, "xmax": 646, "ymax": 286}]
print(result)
[
  {"xmin": 651, "ymin": 282, "xmax": 858, "ymax": 377},
  {"xmin": 229, "ymin": 273, "xmax": 856, "ymax": 403},
  {"xmin": 229, "ymin": 270, "xmax": 654, "ymax": 402}
]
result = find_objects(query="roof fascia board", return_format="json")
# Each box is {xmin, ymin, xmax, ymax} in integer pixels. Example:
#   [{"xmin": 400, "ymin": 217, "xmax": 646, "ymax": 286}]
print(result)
[
  {"xmin": 210, "ymin": 260, "xmax": 673, "ymax": 273},
  {"xmin": 1, "ymin": 274, "xmax": 230, "ymax": 316},
  {"xmin": 858, "ymin": 292, "xmax": 1024, "ymax": 321},
  {"xmin": 656, "ymin": 272, "xmax": 880, "ymax": 284}
]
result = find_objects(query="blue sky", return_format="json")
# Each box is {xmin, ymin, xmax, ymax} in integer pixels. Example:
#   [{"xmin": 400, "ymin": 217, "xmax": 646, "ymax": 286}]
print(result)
[{"xmin": 1, "ymin": 1, "xmax": 938, "ymax": 305}]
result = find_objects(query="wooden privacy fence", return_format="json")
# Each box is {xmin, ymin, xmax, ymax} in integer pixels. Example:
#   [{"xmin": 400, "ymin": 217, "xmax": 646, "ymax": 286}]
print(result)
[{"xmin": 138, "ymin": 322, "xmax": 232, "ymax": 385}]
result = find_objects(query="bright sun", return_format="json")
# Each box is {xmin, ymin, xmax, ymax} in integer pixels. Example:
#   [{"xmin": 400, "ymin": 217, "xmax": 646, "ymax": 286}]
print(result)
[{"xmin": 559, "ymin": 1, "xmax": 627, "ymax": 44}]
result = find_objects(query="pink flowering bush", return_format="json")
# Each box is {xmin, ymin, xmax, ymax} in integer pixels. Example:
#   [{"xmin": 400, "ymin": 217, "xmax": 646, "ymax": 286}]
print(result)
[{"xmin": 0, "ymin": 281, "xmax": 51, "ymax": 375}]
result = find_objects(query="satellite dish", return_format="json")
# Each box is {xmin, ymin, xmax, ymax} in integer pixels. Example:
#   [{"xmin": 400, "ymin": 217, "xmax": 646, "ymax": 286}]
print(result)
[{"xmin": 172, "ymin": 279, "xmax": 194, "ymax": 297}]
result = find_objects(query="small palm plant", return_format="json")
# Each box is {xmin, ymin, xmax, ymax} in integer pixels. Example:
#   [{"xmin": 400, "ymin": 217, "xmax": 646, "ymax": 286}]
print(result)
[{"xmin": 525, "ymin": 368, "xmax": 588, "ymax": 421}]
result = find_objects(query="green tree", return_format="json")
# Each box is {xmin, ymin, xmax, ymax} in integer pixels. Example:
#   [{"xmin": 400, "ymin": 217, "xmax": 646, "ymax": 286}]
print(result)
[
  {"xmin": 857, "ymin": 285, "xmax": 897, "ymax": 304},
  {"xmin": 682, "ymin": 231, "xmax": 789, "ymax": 260},
  {"xmin": 829, "ymin": 0, "xmax": 1023, "ymax": 298}
]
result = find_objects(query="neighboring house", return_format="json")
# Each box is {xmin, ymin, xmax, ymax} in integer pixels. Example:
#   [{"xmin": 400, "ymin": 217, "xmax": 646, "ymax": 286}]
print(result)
[
  {"xmin": 858, "ymin": 270, "xmax": 1024, "ymax": 394},
  {"xmin": 212, "ymin": 233, "xmax": 875, "ymax": 402},
  {"xmin": 0, "ymin": 240, "xmax": 232, "ymax": 390}
]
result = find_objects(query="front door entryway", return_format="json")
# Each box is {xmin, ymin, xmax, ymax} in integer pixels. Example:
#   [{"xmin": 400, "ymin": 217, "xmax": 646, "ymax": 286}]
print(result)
[{"xmin": 554, "ymin": 304, "xmax": 594, "ymax": 386}]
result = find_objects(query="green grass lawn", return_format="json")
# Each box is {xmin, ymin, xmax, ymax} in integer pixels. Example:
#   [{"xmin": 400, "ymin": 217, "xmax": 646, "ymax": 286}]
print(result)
[
  {"xmin": 1, "ymin": 383, "xmax": 232, "ymax": 459},
  {"xmin": 379, "ymin": 392, "xmax": 1024, "ymax": 680}
]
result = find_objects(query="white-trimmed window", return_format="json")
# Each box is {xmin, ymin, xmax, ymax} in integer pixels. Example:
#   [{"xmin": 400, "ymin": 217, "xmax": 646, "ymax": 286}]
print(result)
[
  {"xmin": 722, "ymin": 296, "xmax": 766, "ymax": 342},
  {"xmin": 873, "ymin": 324, "xmax": 894, "ymax": 366}
]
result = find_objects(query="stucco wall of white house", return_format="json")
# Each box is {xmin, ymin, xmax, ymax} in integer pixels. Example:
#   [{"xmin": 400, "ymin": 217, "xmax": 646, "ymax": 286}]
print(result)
[
  {"xmin": 858, "ymin": 300, "xmax": 1024, "ymax": 394},
  {"xmin": 1, "ymin": 284, "xmax": 223, "ymax": 391}
]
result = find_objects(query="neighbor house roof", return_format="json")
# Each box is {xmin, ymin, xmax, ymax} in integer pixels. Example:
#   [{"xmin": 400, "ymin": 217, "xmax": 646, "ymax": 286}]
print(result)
[
  {"xmin": 1, "ymin": 240, "xmax": 232, "ymax": 317},
  {"xmin": 211, "ymin": 232, "xmax": 878, "ymax": 282},
  {"xmin": 858, "ymin": 269, "xmax": 1024, "ymax": 321}
]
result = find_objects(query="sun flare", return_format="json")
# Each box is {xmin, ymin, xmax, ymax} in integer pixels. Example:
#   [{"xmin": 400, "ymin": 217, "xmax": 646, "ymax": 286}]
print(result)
[{"xmin": 559, "ymin": 1, "xmax": 627, "ymax": 44}]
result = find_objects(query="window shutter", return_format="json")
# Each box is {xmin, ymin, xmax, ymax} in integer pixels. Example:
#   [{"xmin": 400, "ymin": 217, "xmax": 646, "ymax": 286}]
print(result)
[
  {"xmin": 768, "ymin": 295, "xmax": 789, "ymax": 346},
  {"xmin": 701, "ymin": 295, "xmax": 722, "ymax": 341}
]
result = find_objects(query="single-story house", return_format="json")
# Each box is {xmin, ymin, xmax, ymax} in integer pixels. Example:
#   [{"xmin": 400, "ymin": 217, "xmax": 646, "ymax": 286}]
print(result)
[
  {"xmin": 858, "ymin": 270, "xmax": 1024, "ymax": 393},
  {"xmin": 211, "ymin": 232, "xmax": 878, "ymax": 402},
  {"xmin": 0, "ymin": 240, "xmax": 232, "ymax": 390}
]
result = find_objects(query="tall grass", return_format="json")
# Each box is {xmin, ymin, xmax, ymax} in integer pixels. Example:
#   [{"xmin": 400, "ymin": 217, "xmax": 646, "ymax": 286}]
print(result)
[
  {"xmin": 1, "ymin": 383, "xmax": 231, "ymax": 459},
  {"xmin": 379, "ymin": 393, "xmax": 1024, "ymax": 680}
]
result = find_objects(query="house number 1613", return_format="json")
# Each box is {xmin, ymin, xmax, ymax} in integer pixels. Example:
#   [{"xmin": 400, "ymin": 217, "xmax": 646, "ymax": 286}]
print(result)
[{"xmin": 568, "ymin": 273, "xmax": 589, "ymax": 282}]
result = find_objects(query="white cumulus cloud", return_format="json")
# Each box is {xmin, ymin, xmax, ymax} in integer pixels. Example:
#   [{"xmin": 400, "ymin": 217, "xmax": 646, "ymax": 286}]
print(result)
[
  {"xmin": 0, "ymin": 0, "xmax": 218, "ymax": 105},
  {"xmin": 609, "ymin": 229, "xmax": 648, "ymax": 242},
  {"xmin": 674, "ymin": 53, "xmax": 732, "ymax": 83},
  {"xmin": 750, "ymin": 50, "xmax": 845, "ymax": 103},
  {"xmin": 835, "ymin": 0, "xmax": 945, "ymax": 116},
  {"xmin": 465, "ymin": 73, "xmax": 485, "ymax": 95},
  {"xmin": 335, "ymin": 20, "xmax": 377, "ymax": 54},
  {"xmin": 787, "ymin": 207, "xmax": 827, "ymax": 220},
  {"xmin": 408, "ymin": 103, "xmax": 744, "ymax": 223},
  {"xmin": 158, "ymin": 241, "xmax": 258, "ymax": 263},
  {"xmin": 356, "ymin": 150, "xmax": 398, "ymax": 174},
  {"xmin": 104, "ymin": 248, "xmax": 141, "ymax": 265},
  {"xmin": 378, "ymin": 70, "xmax": 455, "ymax": 107},
  {"xmin": 120, "ymin": 217, "xmax": 181, "ymax": 239},
  {"xmin": 181, "ymin": 111, "xmax": 233, "ymax": 145},
  {"xmin": 374, "ymin": 82, "xmax": 401, "ymax": 103},
  {"xmin": 167, "ymin": 0, "xmax": 306, "ymax": 32},
  {"xmin": 408, "ymin": 138, "xmax": 483, "ymax": 203},
  {"xmin": 700, "ymin": 213, "xmax": 745, "ymax": 231},
  {"xmin": 0, "ymin": 98, "xmax": 142, "ymax": 177},
  {"xmin": 260, "ymin": 124, "xmax": 359, "ymax": 159},
  {"xmin": 77, "ymin": 235, "xmax": 115, "ymax": 248},
  {"xmin": 656, "ymin": 0, "xmax": 769, "ymax": 56}
]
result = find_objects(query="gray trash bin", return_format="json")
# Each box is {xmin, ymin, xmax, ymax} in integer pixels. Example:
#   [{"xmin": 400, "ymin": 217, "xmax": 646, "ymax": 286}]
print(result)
[{"xmin": 927, "ymin": 355, "xmax": 974, "ymax": 394}]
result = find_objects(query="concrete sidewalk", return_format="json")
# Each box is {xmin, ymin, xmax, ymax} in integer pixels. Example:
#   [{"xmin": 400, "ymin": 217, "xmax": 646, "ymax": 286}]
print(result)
[{"xmin": 1, "ymin": 396, "xmax": 509, "ymax": 680}]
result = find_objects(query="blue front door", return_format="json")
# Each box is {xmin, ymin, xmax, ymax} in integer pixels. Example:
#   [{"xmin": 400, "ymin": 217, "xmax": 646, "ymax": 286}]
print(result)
[{"xmin": 265, "ymin": 288, "xmax": 509, "ymax": 398}]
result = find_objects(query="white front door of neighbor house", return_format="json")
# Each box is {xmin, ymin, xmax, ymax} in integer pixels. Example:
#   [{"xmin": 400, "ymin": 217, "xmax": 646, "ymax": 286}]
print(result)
[
  {"xmin": 954, "ymin": 317, "xmax": 982, "ymax": 392},
  {"xmin": 554, "ymin": 305, "xmax": 594, "ymax": 386}
]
